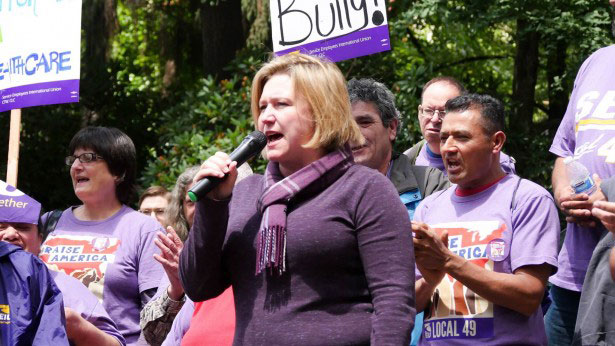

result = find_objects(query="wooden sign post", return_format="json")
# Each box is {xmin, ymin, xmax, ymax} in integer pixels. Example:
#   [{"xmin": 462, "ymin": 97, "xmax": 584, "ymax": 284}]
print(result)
[{"xmin": 6, "ymin": 109, "xmax": 21, "ymax": 187}]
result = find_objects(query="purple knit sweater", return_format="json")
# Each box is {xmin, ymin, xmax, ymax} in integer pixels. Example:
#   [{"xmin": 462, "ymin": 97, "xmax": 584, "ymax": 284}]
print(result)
[{"xmin": 180, "ymin": 164, "xmax": 415, "ymax": 345}]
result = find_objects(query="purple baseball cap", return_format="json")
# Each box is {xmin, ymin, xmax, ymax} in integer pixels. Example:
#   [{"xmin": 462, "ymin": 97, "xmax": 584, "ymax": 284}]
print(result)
[{"xmin": 0, "ymin": 181, "xmax": 42, "ymax": 225}]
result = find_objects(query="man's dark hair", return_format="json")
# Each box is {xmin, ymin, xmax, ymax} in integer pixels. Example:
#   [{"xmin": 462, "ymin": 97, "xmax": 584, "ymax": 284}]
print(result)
[
  {"xmin": 68, "ymin": 126, "xmax": 137, "ymax": 205},
  {"xmin": 37, "ymin": 209, "xmax": 62, "ymax": 242},
  {"xmin": 445, "ymin": 93, "xmax": 505, "ymax": 136},
  {"xmin": 421, "ymin": 76, "xmax": 467, "ymax": 99},
  {"xmin": 347, "ymin": 78, "xmax": 401, "ymax": 131}
]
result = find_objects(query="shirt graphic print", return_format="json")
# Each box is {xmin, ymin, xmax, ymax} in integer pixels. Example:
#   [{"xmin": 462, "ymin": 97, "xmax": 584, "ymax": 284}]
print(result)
[
  {"xmin": 40, "ymin": 234, "xmax": 120, "ymax": 301},
  {"xmin": 423, "ymin": 220, "xmax": 507, "ymax": 342}
]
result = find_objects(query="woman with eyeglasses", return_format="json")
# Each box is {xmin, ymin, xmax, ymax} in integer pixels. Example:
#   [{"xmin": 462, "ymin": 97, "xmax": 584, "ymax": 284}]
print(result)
[
  {"xmin": 180, "ymin": 53, "xmax": 416, "ymax": 345},
  {"xmin": 39, "ymin": 126, "xmax": 164, "ymax": 345}
]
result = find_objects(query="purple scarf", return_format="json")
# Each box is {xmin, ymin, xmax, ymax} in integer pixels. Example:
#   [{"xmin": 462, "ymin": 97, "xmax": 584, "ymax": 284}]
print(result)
[{"xmin": 256, "ymin": 145, "xmax": 354, "ymax": 275}]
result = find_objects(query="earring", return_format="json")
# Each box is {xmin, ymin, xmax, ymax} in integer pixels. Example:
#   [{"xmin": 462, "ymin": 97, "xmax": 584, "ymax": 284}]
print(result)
[{"xmin": 116, "ymin": 173, "xmax": 125, "ymax": 184}]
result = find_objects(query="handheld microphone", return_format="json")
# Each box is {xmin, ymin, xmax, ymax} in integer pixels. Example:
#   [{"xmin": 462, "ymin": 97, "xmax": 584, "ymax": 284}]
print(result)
[{"xmin": 188, "ymin": 130, "xmax": 267, "ymax": 202}]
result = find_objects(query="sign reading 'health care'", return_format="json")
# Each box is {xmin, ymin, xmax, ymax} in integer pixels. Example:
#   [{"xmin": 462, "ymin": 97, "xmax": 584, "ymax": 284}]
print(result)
[
  {"xmin": 0, "ymin": 0, "xmax": 82, "ymax": 112},
  {"xmin": 270, "ymin": 0, "xmax": 391, "ymax": 62}
]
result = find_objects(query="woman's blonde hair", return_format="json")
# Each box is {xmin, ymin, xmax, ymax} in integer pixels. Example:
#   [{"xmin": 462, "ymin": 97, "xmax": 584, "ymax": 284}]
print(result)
[{"xmin": 250, "ymin": 53, "xmax": 363, "ymax": 152}]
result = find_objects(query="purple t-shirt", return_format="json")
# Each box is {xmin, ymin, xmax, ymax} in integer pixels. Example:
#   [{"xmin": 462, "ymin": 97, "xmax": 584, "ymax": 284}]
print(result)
[
  {"xmin": 549, "ymin": 45, "xmax": 615, "ymax": 292},
  {"xmin": 415, "ymin": 144, "xmax": 516, "ymax": 175},
  {"xmin": 414, "ymin": 175, "xmax": 559, "ymax": 345},
  {"xmin": 40, "ymin": 205, "xmax": 164, "ymax": 345},
  {"xmin": 51, "ymin": 270, "xmax": 126, "ymax": 346}
]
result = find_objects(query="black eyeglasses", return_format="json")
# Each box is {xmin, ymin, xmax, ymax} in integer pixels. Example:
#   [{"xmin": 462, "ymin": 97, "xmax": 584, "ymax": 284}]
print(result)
[
  {"xmin": 420, "ymin": 107, "xmax": 446, "ymax": 121},
  {"xmin": 65, "ymin": 153, "xmax": 104, "ymax": 166}
]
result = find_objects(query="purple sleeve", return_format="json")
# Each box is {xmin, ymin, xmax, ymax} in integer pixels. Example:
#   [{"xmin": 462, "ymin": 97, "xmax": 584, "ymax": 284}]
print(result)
[
  {"xmin": 550, "ymin": 99, "xmax": 577, "ymax": 158},
  {"xmin": 179, "ymin": 198, "xmax": 231, "ymax": 302},
  {"xmin": 153, "ymin": 273, "xmax": 171, "ymax": 299},
  {"xmin": 52, "ymin": 271, "xmax": 126, "ymax": 345},
  {"xmin": 355, "ymin": 173, "xmax": 416, "ymax": 345},
  {"xmin": 510, "ymin": 188, "xmax": 560, "ymax": 273},
  {"xmin": 137, "ymin": 226, "xmax": 165, "ymax": 295},
  {"xmin": 85, "ymin": 299, "xmax": 127, "ymax": 345},
  {"xmin": 413, "ymin": 196, "xmax": 428, "ymax": 223}
]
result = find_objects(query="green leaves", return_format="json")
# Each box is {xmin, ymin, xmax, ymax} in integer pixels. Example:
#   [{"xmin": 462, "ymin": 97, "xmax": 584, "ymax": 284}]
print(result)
[
  {"xmin": 3, "ymin": 0, "xmax": 612, "ymax": 209},
  {"xmin": 140, "ymin": 60, "xmax": 266, "ymax": 187}
]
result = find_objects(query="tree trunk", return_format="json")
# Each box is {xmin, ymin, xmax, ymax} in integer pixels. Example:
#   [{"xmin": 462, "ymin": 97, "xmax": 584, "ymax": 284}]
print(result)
[
  {"xmin": 546, "ymin": 41, "xmax": 568, "ymax": 122},
  {"xmin": 511, "ymin": 18, "xmax": 539, "ymax": 132},
  {"xmin": 80, "ymin": 0, "xmax": 117, "ymax": 124},
  {"xmin": 200, "ymin": 0, "xmax": 245, "ymax": 78},
  {"xmin": 160, "ymin": 10, "xmax": 180, "ymax": 94},
  {"xmin": 159, "ymin": 0, "xmax": 202, "ymax": 94}
]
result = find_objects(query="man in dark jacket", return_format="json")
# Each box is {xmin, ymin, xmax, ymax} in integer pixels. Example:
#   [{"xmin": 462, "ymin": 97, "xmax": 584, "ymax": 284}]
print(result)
[
  {"xmin": 348, "ymin": 78, "xmax": 449, "ymax": 345},
  {"xmin": 348, "ymin": 78, "xmax": 449, "ymax": 220}
]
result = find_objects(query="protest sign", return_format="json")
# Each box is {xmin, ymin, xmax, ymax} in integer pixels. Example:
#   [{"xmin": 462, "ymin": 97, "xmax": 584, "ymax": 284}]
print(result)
[
  {"xmin": 270, "ymin": 0, "xmax": 391, "ymax": 62},
  {"xmin": 0, "ymin": 0, "xmax": 82, "ymax": 112}
]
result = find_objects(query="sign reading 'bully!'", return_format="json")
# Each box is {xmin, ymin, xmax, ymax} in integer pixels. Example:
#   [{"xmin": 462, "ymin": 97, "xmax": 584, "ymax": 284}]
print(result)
[{"xmin": 270, "ymin": 0, "xmax": 391, "ymax": 62}]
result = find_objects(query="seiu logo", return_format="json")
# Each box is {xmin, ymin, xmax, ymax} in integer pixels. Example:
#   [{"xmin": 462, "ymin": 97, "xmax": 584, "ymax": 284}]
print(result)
[
  {"xmin": 575, "ymin": 90, "xmax": 615, "ymax": 122},
  {"xmin": 0, "ymin": 304, "xmax": 10, "ymax": 323}
]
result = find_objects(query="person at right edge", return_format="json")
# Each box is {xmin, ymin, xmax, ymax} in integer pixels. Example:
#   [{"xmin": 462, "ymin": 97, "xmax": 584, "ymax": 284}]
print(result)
[
  {"xmin": 547, "ymin": 2, "xmax": 615, "ymax": 343},
  {"xmin": 179, "ymin": 53, "xmax": 415, "ymax": 345},
  {"xmin": 573, "ymin": 175, "xmax": 615, "ymax": 345}
]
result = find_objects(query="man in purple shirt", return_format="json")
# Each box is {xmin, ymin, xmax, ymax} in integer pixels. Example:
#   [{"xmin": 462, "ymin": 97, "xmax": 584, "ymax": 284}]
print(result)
[
  {"xmin": 413, "ymin": 94, "xmax": 559, "ymax": 345},
  {"xmin": 547, "ymin": 6, "xmax": 615, "ymax": 340},
  {"xmin": 404, "ymin": 77, "xmax": 516, "ymax": 174}
]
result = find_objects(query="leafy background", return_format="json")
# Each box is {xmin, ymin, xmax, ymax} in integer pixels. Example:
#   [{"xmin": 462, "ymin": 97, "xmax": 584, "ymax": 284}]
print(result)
[{"xmin": 1, "ymin": 0, "xmax": 613, "ymax": 209}]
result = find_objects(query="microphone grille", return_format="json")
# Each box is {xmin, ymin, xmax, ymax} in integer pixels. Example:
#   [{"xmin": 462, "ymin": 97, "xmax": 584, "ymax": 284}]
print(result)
[{"xmin": 249, "ymin": 130, "xmax": 267, "ymax": 147}]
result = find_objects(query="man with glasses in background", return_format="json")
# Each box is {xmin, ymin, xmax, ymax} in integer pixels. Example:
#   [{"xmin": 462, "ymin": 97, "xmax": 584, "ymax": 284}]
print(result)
[
  {"xmin": 138, "ymin": 186, "xmax": 171, "ymax": 226},
  {"xmin": 405, "ymin": 77, "xmax": 516, "ymax": 175}
]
